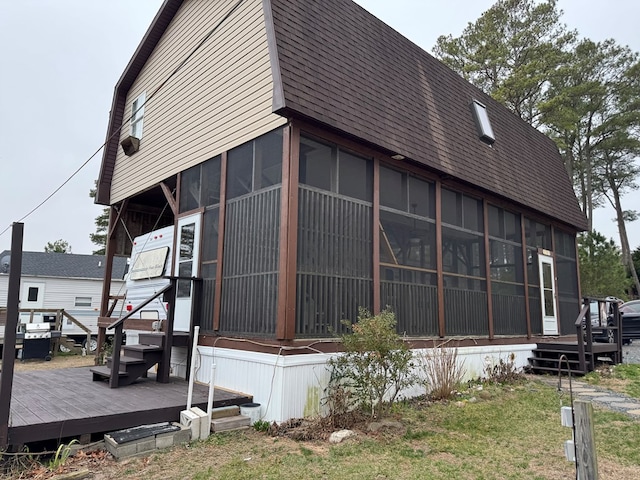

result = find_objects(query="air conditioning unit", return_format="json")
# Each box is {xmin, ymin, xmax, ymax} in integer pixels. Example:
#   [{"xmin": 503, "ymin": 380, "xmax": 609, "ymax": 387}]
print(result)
[{"xmin": 120, "ymin": 135, "xmax": 140, "ymax": 156}]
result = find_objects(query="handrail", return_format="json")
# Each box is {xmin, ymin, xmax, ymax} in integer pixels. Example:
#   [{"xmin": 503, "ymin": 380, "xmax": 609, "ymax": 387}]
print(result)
[
  {"xmin": 107, "ymin": 283, "xmax": 172, "ymax": 330},
  {"xmin": 575, "ymin": 303, "xmax": 591, "ymax": 373}
]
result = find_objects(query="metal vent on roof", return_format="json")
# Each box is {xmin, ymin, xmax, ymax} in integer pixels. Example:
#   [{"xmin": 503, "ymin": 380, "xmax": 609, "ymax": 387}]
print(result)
[{"xmin": 471, "ymin": 100, "xmax": 495, "ymax": 145}]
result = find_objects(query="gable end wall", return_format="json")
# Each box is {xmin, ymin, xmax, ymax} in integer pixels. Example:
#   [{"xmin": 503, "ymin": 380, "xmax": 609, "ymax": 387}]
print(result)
[{"xmin": 110, "ymin": 0, "xmax": 286, "ymax": 204}]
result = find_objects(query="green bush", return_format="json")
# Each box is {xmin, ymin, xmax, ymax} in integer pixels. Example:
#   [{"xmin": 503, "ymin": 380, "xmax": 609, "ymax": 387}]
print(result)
[{"xmin": 326, "ymin": 308, "xmax": 416, "ymax": 418}]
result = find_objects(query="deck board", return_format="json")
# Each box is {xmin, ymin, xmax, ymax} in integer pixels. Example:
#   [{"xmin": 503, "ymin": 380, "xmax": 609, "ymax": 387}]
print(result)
[{"xmin": 2, "ymin": 367, "xmax": 251, "ymax": 445}]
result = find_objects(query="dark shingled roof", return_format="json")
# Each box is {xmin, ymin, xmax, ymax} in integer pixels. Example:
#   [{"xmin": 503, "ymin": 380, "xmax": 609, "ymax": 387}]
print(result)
[
  {"xmin": 0, "ymin": 251, "xmax": 127, "ymax": 280},
  {"xmin": 97, "ymin": 0, "xmax": 587, "ymax": 231},
  {"xmin": 267, "ymin": 0, "xmax": 586, "ymax": 230}
]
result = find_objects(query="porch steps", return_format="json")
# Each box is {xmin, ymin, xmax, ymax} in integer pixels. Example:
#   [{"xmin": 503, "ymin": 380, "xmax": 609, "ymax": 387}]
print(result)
[
  {"xmin": 528, "ymin": 343, "xmax": 590, "ymax": 375},
  {"xmin": 91, "ymin": 332, "xmax": 168, "ymax": 386},
  {"xmin": 210, "ymin": 405, "xmax": 251, "ymax": 432},
  {"xmin": 528, "ymin": 341, "xmax": 620, "ymax": 376}
]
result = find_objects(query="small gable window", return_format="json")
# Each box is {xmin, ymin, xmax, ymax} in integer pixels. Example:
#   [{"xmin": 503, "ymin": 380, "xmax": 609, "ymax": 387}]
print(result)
[
  {"xmin": 471, "ymin": 100, "xmax": 495, "ymax": 145},
  {"xmin": 131, "ymin": 92, "xmax": 146, "ymax": 139}
]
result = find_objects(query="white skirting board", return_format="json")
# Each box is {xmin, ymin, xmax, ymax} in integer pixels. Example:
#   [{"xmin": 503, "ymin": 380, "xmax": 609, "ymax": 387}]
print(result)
[{"xmin": 184, "ymin": 343, "xmax": 534, "ymax": 423}]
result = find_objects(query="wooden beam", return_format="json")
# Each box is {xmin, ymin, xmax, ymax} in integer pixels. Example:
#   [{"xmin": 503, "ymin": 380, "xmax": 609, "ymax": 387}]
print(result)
[
  {"xmin": 160, "ymin": 181, "xmax": 178, "ymax": 217},
  {"xmin": 483, "ymin": 199, "xmax": 494, "ymax": 339},
  {"xmin": 435, "ymin": 181, "xmax": 445, "ymax": 337},
  {"xmin": 108, "ymin": 199, "xmax": 128, "ymax": 239},
  {"xmin": 372, "ymin": 157, "xmax": 381, "ymax": 313},
  {"xmin": 98, "ymin": 205, "xmax": 120, "ymax": 363},
  {"xmin": 276, "ymin": 123, "xmax": 300, "ymax": 340},
  {"xmin": 0, "ymin": 223, "xmax": 23, "ymax": 448},
  {"xmin": 213, "ymin": 152, "xmax": 228, "ymax": 331},
  {"xmin": 521, "ymin": 216, "xmax": 532, "ymax": 338}
]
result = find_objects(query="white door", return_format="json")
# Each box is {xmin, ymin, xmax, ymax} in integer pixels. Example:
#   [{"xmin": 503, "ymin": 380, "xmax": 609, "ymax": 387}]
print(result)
[
  {"xmin": 539, "ymin": 254, "xmax": 559, "ymax": 335},
  {"xmin": 172, "ymin": 214, "xmax": 201, "ymax": 332},
  {"xmin": 20, "ymin": 281, "xmax": 46, "ymax": 323}
]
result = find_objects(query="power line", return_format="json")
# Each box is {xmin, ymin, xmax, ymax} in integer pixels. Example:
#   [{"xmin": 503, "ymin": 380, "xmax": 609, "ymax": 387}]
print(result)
[{"xmin": 0, "ymin": 0, "xmax": 244, "ymax": 243}]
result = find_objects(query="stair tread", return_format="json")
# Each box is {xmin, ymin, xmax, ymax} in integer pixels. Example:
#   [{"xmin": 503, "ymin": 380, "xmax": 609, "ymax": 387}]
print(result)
[
  {"xmin": 108, "ymin": 355, "xmax": 146, "ymax": 365},
  {"xmin": 533, "ymin": 349, "xmax": 593, "ymax": 355},
  {"xmin": 530, "ymin": 365, "xmax": 586, "ymax": 374},
  {"xmin": 123, "ymin": 344, "xmax": 163, "ymax": 352},
  {"xmin": 528, "ymin": 356, "xmax": 580, "ymax": 364},
  {"xmin": 90, "ymin": 366, "xmax": 128, "ymax": 377}
]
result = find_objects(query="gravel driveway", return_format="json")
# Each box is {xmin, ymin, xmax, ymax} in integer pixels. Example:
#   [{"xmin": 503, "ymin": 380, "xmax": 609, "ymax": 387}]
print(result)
[{"xmin": 623, "ymin": 342, "xmax": 640, "ymax": 364}]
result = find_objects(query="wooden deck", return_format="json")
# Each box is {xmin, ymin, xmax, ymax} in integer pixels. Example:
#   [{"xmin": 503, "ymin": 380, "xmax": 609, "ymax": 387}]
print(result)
[{"xmin": 3, "ymin": 367, "xmax": 251, "ymax": 446}]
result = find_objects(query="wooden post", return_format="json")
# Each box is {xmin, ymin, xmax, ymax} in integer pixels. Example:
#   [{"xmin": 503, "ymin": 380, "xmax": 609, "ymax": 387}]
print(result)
[
  {"xmin": 574, "ymin": 399, "xmax": 598, "ymax": 479},
  {"xmin": 0, "ymin": 223, "xmax": 24, "ymax": 448}
]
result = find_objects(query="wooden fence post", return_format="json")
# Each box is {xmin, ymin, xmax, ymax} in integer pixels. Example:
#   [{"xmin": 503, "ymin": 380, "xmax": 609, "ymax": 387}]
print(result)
[{"xmin": 574, "ymin": 399, "xmax": 598, "ymax": 479}]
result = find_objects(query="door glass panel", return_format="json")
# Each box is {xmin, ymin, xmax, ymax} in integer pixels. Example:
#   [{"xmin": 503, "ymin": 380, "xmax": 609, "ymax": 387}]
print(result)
[
  {"xmin": 179, "ymin": 224, "xmax": 195, "ymax": 261},
  {"xmin": 542, "ymin": 262, "xmax": 552, "ymax": 289},
  {"xmin": 177, "ymin": 262, "xmax": 192, "ymax": 298},
  {"xmin": 544, "ymin": 289, "xmax": 555, "ymax": 316}
]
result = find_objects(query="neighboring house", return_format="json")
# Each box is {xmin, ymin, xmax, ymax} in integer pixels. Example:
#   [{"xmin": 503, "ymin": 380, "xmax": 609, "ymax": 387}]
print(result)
[
  {"xmin": 95, "ymin": 0, "xmax": 587, "ymax": 421},
  {"xmin": 0, "ymin": 251, "xmax": 127, "ymax": 348}
]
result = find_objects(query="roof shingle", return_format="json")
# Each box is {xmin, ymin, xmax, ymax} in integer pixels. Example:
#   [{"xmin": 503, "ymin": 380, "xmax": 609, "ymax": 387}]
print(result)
[{"xmin": 268, "ymin": 0, "xmax": 587, "ymax": 230}]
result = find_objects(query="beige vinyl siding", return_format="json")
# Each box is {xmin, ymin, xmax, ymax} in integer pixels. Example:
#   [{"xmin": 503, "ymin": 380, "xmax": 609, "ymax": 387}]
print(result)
[{"xmin": 110, "ymin": 0, "xmax": 285, "ymax": 204}]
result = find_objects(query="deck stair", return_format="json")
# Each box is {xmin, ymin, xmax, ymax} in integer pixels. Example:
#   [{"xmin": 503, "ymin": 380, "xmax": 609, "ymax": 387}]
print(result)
[
  {"xmin": 529, "ymin": 341, "xmax": 619, "ymax": 375},
  {"xmin": 91, "ymin": 332, "xmax": 187, "ymax": 387}
]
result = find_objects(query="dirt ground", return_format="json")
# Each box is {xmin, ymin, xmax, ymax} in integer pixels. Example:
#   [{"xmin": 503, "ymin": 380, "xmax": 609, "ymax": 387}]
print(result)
[{"xmin": 11, "ymin": 353, "xmax": 96, "ymax": 371}]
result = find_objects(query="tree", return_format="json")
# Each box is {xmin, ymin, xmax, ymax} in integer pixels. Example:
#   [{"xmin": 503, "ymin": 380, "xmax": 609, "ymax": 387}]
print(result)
[
  {"xmin": 89, "ymin": 181, "xmax": 109, "ymax": 255},
  {"xmin": 577, "ymin": 230, "xmax": 630, "ymax": 299},
  {"xmin": 45, "ymin": 239, "xmax": 72, "ymax": 254},
  {"xmin": 433, "ymin": 0, "xmax": 575, "ymax": 128},
  {"xmin": 542, "ymin": 39, "xmax": 640, "ymax": 233}
]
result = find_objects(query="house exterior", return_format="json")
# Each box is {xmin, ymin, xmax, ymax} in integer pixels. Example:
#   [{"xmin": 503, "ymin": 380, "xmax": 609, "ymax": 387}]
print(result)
[
  {"xmin": 0, "ymin": 251, "xmax": 127, "ymax": 347},
  {"xmin": 95, "ymin": 0, "xmax": 587, "ymax": 421}
]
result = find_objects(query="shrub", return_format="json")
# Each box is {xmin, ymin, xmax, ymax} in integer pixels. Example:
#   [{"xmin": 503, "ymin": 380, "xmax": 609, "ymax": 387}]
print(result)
[
  {"xmin": 483, "ymin": 353, "xmax": 524, "ymax": 384},
  {"xmin": 417, "ymin": 342, "xmax": 466, "ymax": 401},
  {"xmin": 326, "ymin": 308, "xmax": 416, "ymax": 418}
]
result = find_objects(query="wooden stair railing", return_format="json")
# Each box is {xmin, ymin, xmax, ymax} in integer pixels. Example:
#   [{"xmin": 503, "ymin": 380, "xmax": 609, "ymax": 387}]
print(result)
[
  {"xmin": 575, "ymin": 302, "xmax": 591, "ymax": 373},
  {"xmin": 103, "ymin": 282, "xmax": 174, "ymax": 388}
]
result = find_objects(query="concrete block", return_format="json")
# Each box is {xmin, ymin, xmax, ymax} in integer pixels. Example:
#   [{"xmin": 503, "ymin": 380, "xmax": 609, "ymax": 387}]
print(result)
[
  {"xmin": 155, "ymin": 432, "xmax": 175, "ymax": 449},
  {"xmin": 180, "ymin": 409, "xmax": 200, "ymax": 440},
  {"xmin": 211, "ymin": 405, "xmax": 240, "ymax": 419},
  {"xmin": 190, "ymin": 407, "xmax": 210, "ymax": 441},
  {"xmin": 136, "ymin": 437, "xmax": 156, "ymax": 455},
  {"xmin": 172, "ymin": 423, "xmax": 191, "ymax": 445}
]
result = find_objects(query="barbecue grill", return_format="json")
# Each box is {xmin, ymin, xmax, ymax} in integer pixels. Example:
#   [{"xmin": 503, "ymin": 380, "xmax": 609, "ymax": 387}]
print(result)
[{"xmin": 17, "ymin": 322, "xmax": 62, "ymax": 361}]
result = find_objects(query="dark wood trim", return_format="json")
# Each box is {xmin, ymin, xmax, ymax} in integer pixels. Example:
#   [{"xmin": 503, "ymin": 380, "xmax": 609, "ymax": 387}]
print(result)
[
  {"xmin": 276, "ymin": 123, "xmax": 300, "ymax": 340},
  {"xmin": 107, "ymin": 200, "xmax": 128, "ymax": 239},
  {"xmin": 199, "ymin": 332, "xmax": 552, "ymax": 354},
  {"xmin": 160, "ymin": 181, "xmax": 178, "ymax": 216},
  {"xmin": 521, "ymin": 215, "xmax": 532, "ymax": 339},
  {"xmin": 98, "ymin": 205, "xmax": 123, "ymax": 360},
  {"xmin": 213, "ymin": 152, "xmax": 228, "ymax": 331},
  {"xmin": 435, "ymin": 181, "xmax": 445, "ymax": 337},
  {"xmin": 550, "ymin": 225, "xmax": 561, "ymax": 333},
  {"xmin": 0, "ymin": 223, "xmax": 23, "ymax": 448},
  {"xmin": 286, "ymin": 125, "xmax": 301, "ymax": 339},
  {"xmin": 373, "ymin": 157, "xmax": 381, "ymax": 313},
  {"xmin": 483, "ymin": 199, "xmax": 494, "ymax": 339}
]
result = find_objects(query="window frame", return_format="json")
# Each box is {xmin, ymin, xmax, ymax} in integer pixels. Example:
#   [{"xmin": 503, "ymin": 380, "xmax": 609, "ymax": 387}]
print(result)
[{"xmin": 130, "ymin": 91, "xmax": 146, "ymax": 139}]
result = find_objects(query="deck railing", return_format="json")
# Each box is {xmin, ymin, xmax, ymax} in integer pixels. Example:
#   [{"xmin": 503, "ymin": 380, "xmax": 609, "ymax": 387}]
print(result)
[{"xmin": 576, "ymin": 297, "xmax": 623, "ymax": 373}]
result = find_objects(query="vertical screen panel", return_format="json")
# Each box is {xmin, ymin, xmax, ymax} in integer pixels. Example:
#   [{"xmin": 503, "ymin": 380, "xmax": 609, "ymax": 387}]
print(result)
[
  {"xmin": 296, "ymin": 186, "xmax": 372, "ymax": 337},
  {"xmin": 219, "ymin": 187, "xmax": 281, "ymax": 335}
]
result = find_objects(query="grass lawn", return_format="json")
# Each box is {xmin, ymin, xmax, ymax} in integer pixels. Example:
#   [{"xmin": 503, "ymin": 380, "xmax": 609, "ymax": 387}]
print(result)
[
  {"xmin": 10, "ymin": 378, "xmax": 640, "ymax": 480},
  {"xmin": 584, "ymin": 363, "xmax": 640, "ymax": 398}
]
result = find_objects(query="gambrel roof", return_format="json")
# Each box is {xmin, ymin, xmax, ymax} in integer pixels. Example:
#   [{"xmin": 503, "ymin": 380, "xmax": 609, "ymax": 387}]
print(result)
[
  {"xmin": 97, "ymin": 0, "xmax": 587, "ymax": 231},
  {"xmin": 0, "ymin": 251, "xmax": 127, "ymax": 280}
]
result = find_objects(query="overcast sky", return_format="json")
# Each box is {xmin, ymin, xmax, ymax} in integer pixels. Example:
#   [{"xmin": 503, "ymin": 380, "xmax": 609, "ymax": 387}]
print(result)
[{"xmin": 0, "ymin": 0, "xmax": 638, "ymax": 255}]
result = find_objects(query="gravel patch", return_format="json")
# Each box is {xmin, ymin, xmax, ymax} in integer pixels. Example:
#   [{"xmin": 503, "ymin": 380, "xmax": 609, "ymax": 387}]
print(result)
[{"xmin": 623, "ymin": 342, "xmax": 640, "ymax": 364}]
